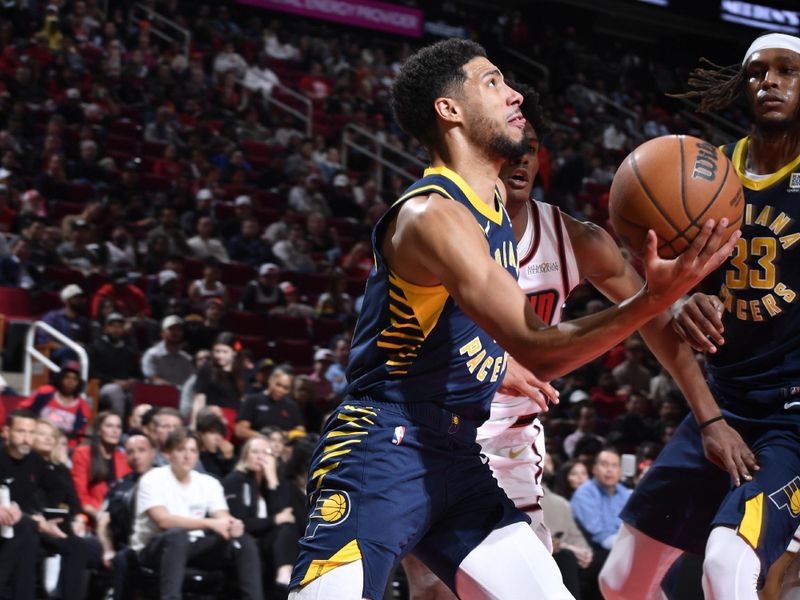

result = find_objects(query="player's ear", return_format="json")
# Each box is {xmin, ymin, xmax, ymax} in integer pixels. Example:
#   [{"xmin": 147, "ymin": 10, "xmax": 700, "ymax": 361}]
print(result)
[{"xmin": 434, "ymin": 97, "xmax": 463, "ymax": 124}]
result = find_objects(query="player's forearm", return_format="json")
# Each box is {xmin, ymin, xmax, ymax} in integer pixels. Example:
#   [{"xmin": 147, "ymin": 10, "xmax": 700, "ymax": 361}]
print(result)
[
  {"xmin": 638, "ymin": 312, "xmax": 721, "ymax": 423},
  {"xmin": 510, "ymin": 287, "xmax": 665, "ymax": 381}
]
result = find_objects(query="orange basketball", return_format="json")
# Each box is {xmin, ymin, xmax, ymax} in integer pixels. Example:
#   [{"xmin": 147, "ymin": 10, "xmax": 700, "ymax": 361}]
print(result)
[{"xmin": 609, "ymin": 135, "xmax": 744, "ymax": 258}]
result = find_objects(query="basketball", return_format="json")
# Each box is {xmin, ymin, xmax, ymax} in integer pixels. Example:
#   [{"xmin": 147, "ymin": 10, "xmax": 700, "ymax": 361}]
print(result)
[
  {"xmin": 609, "ymin": 135, "xmax": 744, "ymax": 258},
  {"xmin": 320, "ymin": 493, "xmax": 347, "ymax": 522}
]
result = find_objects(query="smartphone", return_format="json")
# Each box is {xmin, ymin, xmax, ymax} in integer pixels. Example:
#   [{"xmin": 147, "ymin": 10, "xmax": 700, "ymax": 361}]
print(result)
[{"xmin": 621, "ymin": 454, "xmax": 637, "ymax": 480}]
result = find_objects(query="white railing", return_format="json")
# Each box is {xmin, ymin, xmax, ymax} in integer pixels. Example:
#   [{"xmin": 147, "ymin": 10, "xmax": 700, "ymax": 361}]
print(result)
[
  {"xmin": 341, "ymin": 124, "xmax": 426, "ymax": 188},
  {"xmin": 23, "ymin": 321, "xmax": 89, "ymax": 395},
  {"xmin": 503, "ymin": 47, "xmax": 550, "ymax": 82},
  {"xmin": 130, "ymin": 3, "xmax": 191, "ymax": 57},
  {"xmin": 264, "ymin": 82, "xmax": 313, "ymax": 137}
]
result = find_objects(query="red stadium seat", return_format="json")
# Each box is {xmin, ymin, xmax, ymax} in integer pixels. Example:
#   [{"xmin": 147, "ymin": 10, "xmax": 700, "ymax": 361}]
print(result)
[
  {"xmin": 237, "ymin": 334, "xmax": 270, "ymax": 360},
  {"xmin": 0, "ymin": 288, "xmax": 34, "ymax": 320},
  {"xmin": 132, "ymin": 382, "xmax": 180, "ymax": 408},
  {"xmin": 311, "ymin": 318, "xmax": 345, "ymax": 345},
  {"xmin": 32, "ymin": 291, "xmax": 63, "ymax": 315},
  {"xmin": 221, "ymin": 262, "xmax": 256, "ymax": 287},
  {"xmin": 225, "ymin": 310, "xmax": 267, "ymax": 337},
  {"xmin": 268, "ymin": 314, "xmax": 309, "ymax": 340},
  {"xmin": 273, "ymin": 338, "xmax": 314, "ymax": 368}
]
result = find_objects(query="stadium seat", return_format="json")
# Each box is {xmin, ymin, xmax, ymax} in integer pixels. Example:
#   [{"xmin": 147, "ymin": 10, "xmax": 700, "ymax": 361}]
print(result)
[
  {"xmin": 274, "ymin": 338, "xmax": 314, "ymax": 368},
  {"xmin": 225, "ymin": 310, "xmax": 267, "ymax": 338},
  {"xmin": 236, "ymin": 335, "xmax": 269, "ymax": 360},
  {"xmin": 221, "ymin": 263, "xmax": 255, "ymax": 287},
  {"xmin": 0, "ymin": 288, "xmax": 34, "ymax": 320},
  {"xmin": 311, "ymin": 318, "xmax": 345, "ymax": 345},
  {"xmin": 268, "ymin": 314, "xmax": 309, "ymax": 340},
  {"xmin": 131, "ymin": 382, "xmax": 179, "ymax": 408}
]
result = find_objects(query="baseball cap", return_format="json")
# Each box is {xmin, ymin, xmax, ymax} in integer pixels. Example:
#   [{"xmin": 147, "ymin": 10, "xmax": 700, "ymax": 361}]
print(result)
[
  {"xmin": 333, "ymin": 173, "xmax": 350, "ymax": 187},
  {"xmin": 60, "ymin": 284, "xmax": 84, "ymax": 302},
  {"xmin": 196, "ymin": 188, "xmax": 213, "ymax": 201},
  {"xmin": 105, "ymin": 312, "xmax": 125, "ymax": 325},
  {"xmin": 279, "ymin": 281, "xmax": 296, "ymax": 294},
  {"xmin": 162, "ymin": 315, "xmax": 184, "ymax": 330},
  {"xmin": 234, "ymin": 195, "xmax": 252, "ymax": 207},
  {"xmin": 259, "ymin": 263, "xmax": 280, "ymax": 276},
  {"xmin": 65, "ymin": 88, "xmax": 80, "ymax": 100},
  {"xmin": 158, "ymin": 269, "xmax": 178, "ymax": 286},
  {"xmin": 314, "ymin": 348, "xmax": 334, "ymax": 362},
  {"xmin": 569, "ymin": 389, "xmax": 590, "ymax": 404}
]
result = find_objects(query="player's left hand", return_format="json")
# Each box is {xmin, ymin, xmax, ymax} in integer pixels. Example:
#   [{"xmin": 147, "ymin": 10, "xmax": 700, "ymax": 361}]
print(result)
[
  {"xmin": 700, "ymin": 419, "xmax": 759, "ymax": 487},
  {"xmin": 499, "ymin": 356, "xmax": 559, "ymax": 412}
]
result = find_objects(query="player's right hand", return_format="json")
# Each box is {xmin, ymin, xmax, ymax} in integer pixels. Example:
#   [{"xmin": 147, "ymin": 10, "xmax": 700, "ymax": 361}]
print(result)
[
  {"xmin": 671, "ymin": 293, "xmax": 725, "ymax": 353},
  {"xmin": 641, "ymin": 219, "xmax": 738, "ymax": 310},
  {"xmin": 700, "ymin": 419, "xmax": 759, "ymax": 487}
]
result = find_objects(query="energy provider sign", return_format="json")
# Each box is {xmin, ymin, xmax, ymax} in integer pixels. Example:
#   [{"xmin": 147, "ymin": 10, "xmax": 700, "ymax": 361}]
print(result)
[
  {"xmin": 720, "ymin": 1, "xmax": 799, "ymax": 34},
  {"xmin": 238, "ymin": 0, "xmax": 423, "ymax": 38}
]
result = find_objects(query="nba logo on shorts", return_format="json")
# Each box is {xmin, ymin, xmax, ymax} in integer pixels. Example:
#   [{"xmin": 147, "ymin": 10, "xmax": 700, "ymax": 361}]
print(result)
[
  {"xmin": 789, "ymin": 173, "xmax": 800, "ymax": 192},
  {"xmin": 392, "ymin": 426, "xmax": 405, "ymax": 445}
]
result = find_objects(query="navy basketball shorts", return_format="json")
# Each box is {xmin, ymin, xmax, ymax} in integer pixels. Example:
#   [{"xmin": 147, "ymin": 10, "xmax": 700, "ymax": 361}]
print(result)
[
  {"xmin": 622, "ymin": 412, "xmax": 800, "ymax": 571},
  {"xmin": 289, "ymin": 399, "xmax": 527, "ymax": 599}
]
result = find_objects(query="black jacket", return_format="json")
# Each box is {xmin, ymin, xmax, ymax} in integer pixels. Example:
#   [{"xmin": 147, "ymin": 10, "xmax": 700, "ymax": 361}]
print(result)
[{"xmin": 222, "ymin": 469, "xmax": 289, "ymax": 537}]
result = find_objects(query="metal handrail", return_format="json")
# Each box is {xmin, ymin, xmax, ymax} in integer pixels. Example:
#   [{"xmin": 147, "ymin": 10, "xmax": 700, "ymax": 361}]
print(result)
[
  {"xmin": 677, "ymin": 98, "xmax": 747, "ymax": 140},
  {"xmin": 503, "ymin": 47, "xmax": 549, "ymax": 82},
  {"xmin": 130, "ymin": 3, "xmax": 191, "ymax": 57},
  {"xmin": 23, "ymin": 321, "xmax": 89, "ymax": 395},
  {"xmin": 341, "ymin": 124, "xmax": 426, "ymax": 188},
  {"xmin": 263, "ymin": 82, "xmax": 313, "ymax": 137}
]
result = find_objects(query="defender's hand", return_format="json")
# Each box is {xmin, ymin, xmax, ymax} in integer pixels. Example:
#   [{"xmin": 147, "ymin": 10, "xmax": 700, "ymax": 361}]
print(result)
[
  {"xmin": 672, "ymin": 293, "xmax": 725, "ymax": 353},
  {"xmin": 642, "ymin": 219, "xmax": 739, "ymax": 310},
  {"xmin": 700, "ymin": 420, "xmax": 759, "ymax": 487},
  {"xmin": 498, "ymin": 356, "xmax": 559, "ymax": 412}
]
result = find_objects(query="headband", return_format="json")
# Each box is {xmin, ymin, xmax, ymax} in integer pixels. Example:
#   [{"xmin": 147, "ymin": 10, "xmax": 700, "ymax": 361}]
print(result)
[{"xmin": 743, "ymin": 33, "xmax": 800, "ymax": 65}]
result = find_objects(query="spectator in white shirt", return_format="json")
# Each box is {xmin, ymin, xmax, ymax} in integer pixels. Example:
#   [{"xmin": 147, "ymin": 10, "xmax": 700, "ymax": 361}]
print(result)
[
  {"xmin": 131, "ymin": 428, "xmax": 263, "ymax": 600},
  {"xmin": 187, "ymin": 217, "xmax": 229, "ymax": 263}
]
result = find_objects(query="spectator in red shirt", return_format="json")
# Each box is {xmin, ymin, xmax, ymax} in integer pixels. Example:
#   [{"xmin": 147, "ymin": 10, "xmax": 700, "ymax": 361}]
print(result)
[
  {"xmin": 152, "ymin": 143, "xmax": 182, "ymax": 180},
  {"xmin": 20, "ymin": 361, "xmax": 91, "ymax": 448},
  {"xmin": 91, "ymin": 269, "xmax": 151, "ymax": 318},
  {"xmin": 71, "ymin": 411, "xmax": 131, "ymax": 520}
]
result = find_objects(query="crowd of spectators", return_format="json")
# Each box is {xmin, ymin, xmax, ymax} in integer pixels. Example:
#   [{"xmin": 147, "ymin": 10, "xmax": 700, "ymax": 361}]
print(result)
[{"xmin": 0, "ymin": 0, "xmax": 739, "ymax": 598}]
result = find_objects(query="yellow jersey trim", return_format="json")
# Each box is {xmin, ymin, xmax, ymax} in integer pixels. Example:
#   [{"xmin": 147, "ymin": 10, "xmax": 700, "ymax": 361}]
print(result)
[
  {"xmin": 424, "ymin": 166, "xmax": 504, "ymax": 225},
  {"xmin": 730, "ymin": 137, "xmax": 800, "ymax": 191},
  {"xmin": 300, "ymin": 539, "xmax": 362, "ymax": 586},
  {"xmin": 738, "ymin": 492, "xmax": 764, "ymax": 549}
]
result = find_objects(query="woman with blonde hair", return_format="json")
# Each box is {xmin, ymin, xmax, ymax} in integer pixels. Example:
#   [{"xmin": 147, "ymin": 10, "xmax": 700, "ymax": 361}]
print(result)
[{"xmin": 222, "ymin": 435, "xmax": 296, "ymax": 593}]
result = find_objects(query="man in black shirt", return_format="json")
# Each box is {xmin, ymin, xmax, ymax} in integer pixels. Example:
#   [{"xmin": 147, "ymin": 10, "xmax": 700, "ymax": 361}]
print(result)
[
  {"xmin": 89, "ymin": 312, "xmax": 143, "ymax": 417},
  {"xmin": 96, "ymin": 434, "xmax": 156, "ymax": 600},
  {"xmin": 235, "ymin": 367, "xmax": 304, "ymax": 441},
  {"xmin": 0, "ymin": 409, "xmax": 96, "ymax": 600},
  {"xmin": 0, "ymin": 410, "xmax": 42, "ymax": 600}
]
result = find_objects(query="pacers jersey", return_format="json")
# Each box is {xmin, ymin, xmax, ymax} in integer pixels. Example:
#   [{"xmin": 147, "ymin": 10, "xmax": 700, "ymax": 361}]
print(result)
[
  {"xmin": 345, "ymin": 166, "xmax": 519, "ymax": 423},
  {"xmin": 709, "ymin": 138, "xmax": 800, "ymax": 418},
  {"xmin": 483, "ymin": 199, "xmax": 580, "ymax": 429}
]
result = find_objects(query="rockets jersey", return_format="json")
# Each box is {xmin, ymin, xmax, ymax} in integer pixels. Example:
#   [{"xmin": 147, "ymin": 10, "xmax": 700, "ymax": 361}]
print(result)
[
  {"xmin": 709, "ymin": 138, "xmax": 800, "ymax": 420},
  {"xmin": 481, "ymin": 199, "xmax": 580, "ymax": 433},
  {"xmin": 345, "ymin": 166, "xmax": 520, "ymax": 423}
]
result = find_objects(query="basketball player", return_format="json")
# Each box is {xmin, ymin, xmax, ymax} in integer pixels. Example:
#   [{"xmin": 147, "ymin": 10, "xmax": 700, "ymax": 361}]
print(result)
[
  {"xmin": 404, "ymin": 82, "xmax": 756, "ymax": 600},
  {"xmin": 601, "ymin": 32, "xmax": 800, "ymax": 600},
  {"xmin": 288, "ymin": 39, "xmax": 736, "ymax": 600}
]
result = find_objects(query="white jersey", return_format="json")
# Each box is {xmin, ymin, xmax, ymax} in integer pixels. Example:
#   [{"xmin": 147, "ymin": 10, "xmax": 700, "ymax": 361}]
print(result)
[{"xmin": 478, "ymin": 199, "xmax": 580, "ymax": 532}]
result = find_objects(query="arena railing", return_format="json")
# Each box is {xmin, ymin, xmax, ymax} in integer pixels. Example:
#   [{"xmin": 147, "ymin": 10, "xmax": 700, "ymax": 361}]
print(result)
[
  {"xmin": 23, "ymin": 321, "xmax": 89, "ymax": 395},
  {"xmin": 676, "ymin": 98, "xmax": 747, "ymax": 145},
  {"xmin": 129, "ymin": 2, "xmax": 191, "ymax": 57},
  {"xmin": 341, "ymin": 124, "xmax": 426, "ymax": 189},
  {"xmin": 263, "ymin": 82, "xmax": 313, "ymax": 137}
]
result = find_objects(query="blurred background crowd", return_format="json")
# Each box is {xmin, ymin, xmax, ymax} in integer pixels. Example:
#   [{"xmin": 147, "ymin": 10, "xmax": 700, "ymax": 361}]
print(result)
[{"xmin": 0, "ymin": 0, "xmax": 771, "ymax": 597}]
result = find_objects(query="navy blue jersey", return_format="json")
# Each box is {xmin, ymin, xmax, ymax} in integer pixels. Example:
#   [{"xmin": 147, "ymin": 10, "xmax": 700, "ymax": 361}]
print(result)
[
  {"xmin": 345, "ymin": 166, "xmax": 519, "ymax": 423},
  {"xmin": 709, "ymin": 139, "xmax": 800, "ymax": 418}
]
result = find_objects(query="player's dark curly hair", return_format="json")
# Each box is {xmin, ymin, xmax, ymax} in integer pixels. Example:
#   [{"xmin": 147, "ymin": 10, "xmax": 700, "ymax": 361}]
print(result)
[
  {"xmin": 391, "ymin": 39, "xmax": 487, "ymax": 149},
  {"xmin": 506, "ymin": 79, "xmax": 549, "ymax": 136},
  {"xmin": 667, "ymin": 58, "xmax": 746, "ymax": 113}
]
